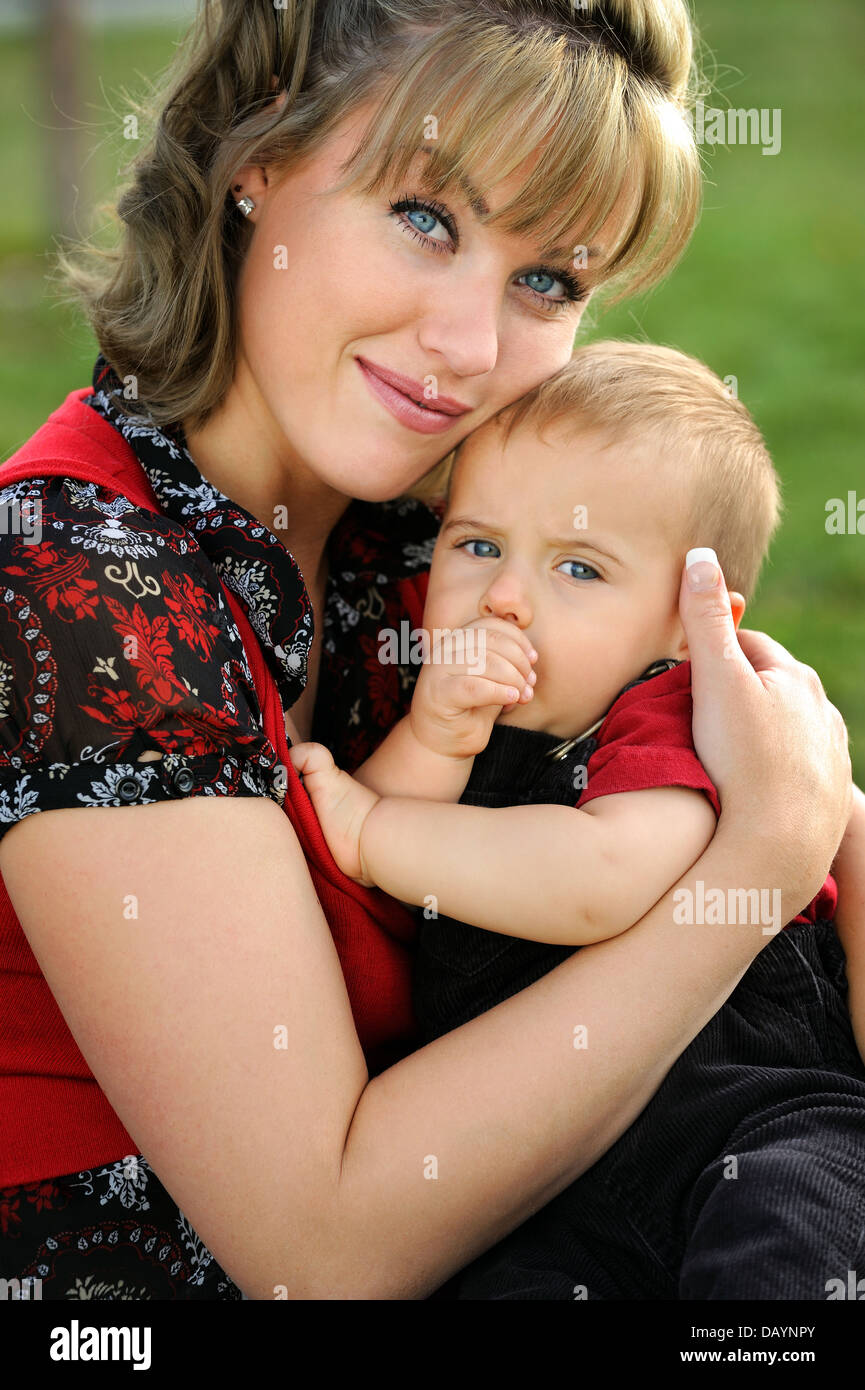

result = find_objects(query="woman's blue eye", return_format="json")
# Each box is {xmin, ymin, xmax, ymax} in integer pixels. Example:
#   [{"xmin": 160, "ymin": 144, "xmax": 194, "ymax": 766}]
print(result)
[
  {"xmin": 406, "ymin": 208, "xmax": 440, "ymax": 236},
  {"xmin": 523, "ymin": 271, "xmax": 560, "ymax": 297},
  {"xmin": 457, "ymin": 538, "xmax": 501, "ymax": 559},
  {"xmin": 557, "ymin": 559, "xmax": 600, "ymax": 582},
  {"xmin": 390, "ymin": 196, "xmax": 455, "ymax": 251}
]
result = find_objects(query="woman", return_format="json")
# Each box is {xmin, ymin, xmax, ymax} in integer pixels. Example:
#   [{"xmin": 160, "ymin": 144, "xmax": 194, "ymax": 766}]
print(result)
[{"xmin": 0, "ymin": 0, "xmax": 857, "ymax": 1301}]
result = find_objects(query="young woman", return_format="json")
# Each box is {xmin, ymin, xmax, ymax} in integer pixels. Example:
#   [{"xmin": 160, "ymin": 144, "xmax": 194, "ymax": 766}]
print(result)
[{"xmin": 0, "ymin": 0, "xmax": 857, "ymax": 1300}]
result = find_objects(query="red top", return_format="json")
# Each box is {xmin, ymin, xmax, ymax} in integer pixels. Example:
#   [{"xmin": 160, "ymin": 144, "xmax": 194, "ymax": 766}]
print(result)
[
  {"xmin": 0, "ymin": 388, "xmax": 431, "ymax": 1186},
  {"xmin": 577, "ymin": 661, "xmax": 837, "ymax": 925}
]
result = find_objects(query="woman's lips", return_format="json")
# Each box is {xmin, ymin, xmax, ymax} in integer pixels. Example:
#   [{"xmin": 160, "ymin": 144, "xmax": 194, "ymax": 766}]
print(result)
[{"xmin": 356, "ymin": 357, "xmax": 472, "ymax": 436}]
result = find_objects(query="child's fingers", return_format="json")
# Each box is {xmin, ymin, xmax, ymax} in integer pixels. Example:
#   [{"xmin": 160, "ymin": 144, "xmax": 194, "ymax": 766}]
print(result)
[
  {"xmin": 455, "ymin": 673, "xmax": 533, "ymax": 711},
  {"xmin": 287, "ymin": 741, "xmax": 335, "ymax": 778},
  {"xmin": 465, "ymin": 616, "xmax": 539, "ymax": 668},
  {"xmin": 457, "ymin": 653, "xmax": 535, "ymax": 704},
  {"xmin": 474, "ymin": 630, "xmax": 537, "ymax": 687},
  {"xmin": 425, "ymin": 620, "xmax": 537, "ymax": 690}
]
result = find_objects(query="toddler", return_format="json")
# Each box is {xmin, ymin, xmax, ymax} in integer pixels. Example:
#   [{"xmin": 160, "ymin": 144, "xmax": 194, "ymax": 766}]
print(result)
[{"xmin": 291, "ymin": 342, "xmax": 865, "ymax": 1300}]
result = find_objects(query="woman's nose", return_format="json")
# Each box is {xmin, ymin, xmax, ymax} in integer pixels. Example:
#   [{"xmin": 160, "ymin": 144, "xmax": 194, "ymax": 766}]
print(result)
[{"xmin": 417, "ymin": 279, "xmax": 501, "ymax": 380}]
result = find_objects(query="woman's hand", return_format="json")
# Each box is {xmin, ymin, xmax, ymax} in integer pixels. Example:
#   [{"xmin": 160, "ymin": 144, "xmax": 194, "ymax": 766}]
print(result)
[{"xmin": 680, "ymin": 549, "xmax": 852, "ymax": 914}]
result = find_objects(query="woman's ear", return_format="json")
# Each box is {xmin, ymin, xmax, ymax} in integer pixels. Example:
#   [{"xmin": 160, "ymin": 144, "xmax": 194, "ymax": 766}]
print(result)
[
  {"xmin": 729, "ymin": 592, "xmax": 746, "ymax": 631},
  {"xmin": 230, "ymin": 85, "xmax": 288, "ymax": 213}
]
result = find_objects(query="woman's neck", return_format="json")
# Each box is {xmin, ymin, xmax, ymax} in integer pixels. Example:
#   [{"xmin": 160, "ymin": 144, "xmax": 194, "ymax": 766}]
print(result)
[{"xmin": 183, "ymin": 380, "xmax": 350, "ymax": 595}]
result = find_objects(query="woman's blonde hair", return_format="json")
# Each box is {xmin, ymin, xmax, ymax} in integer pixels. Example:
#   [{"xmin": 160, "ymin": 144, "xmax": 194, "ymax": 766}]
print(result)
[
  {"xmin": 488, "ymin": 339, "xmax": 782, "ymax": 598},
  {"xmin": 62, "ymin": 0, "xmax": 703, "ymax": 431}
]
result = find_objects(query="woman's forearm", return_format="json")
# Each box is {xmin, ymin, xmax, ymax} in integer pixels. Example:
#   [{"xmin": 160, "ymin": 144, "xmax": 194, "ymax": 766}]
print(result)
[
  {"xmin": 333, "ymin": 816, "xmax": 794, "ymax": 1298},
  {"xmin": 3, "ymin": 775, "xmax": 836, "ymax": 1304}
]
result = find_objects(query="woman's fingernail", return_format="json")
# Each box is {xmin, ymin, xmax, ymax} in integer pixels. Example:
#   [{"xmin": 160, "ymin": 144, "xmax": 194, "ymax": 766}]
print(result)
[
  {"xmin": 686, "ymin": 547, "xmax": 721, "ymax": 592},
  {"xmin": 529, "ymin": 648, "xmax": 538, "ymax": 662},
  {"xmin": 523, "ymin": 685, "xmax": 533, "ymax": 700},
  {"xmin": 528, "ymin": 671, "xmax": 537, "ymax": 685},
  {"xmin": 507, "ymin": 688, "xmax": 520, "ymax": 703}
]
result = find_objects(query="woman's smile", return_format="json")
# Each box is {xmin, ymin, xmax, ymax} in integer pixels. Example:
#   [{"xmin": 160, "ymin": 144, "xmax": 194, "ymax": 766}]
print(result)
[{"xmin": 356, "ymin": 355, "xmax": 474, "ymax": 435}]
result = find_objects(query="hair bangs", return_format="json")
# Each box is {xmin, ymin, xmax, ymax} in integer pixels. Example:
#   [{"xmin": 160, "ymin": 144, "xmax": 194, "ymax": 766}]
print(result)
[{"xmin": 328, "ymin": 20, "xmax": 696, "ymax": 298}]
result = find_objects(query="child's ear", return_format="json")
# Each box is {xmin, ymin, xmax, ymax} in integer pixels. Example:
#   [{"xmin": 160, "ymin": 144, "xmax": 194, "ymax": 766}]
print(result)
[
  {"xmin": 672, "ymin": 589, "xmax": 746, "ymax": 660},
  {"xmin": 729, "ymin": 591, "xmax": 746, "ymax": 630}
]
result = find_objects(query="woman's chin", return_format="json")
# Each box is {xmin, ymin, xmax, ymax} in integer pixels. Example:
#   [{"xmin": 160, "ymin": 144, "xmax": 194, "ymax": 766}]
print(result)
[{"xmin": 339, "ymin": 471, "xmax": 437, "ymax": 506}]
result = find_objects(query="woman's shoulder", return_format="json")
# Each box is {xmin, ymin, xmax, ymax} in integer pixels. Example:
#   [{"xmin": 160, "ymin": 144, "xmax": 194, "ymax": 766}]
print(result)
[
  {"xmin": 0, "ymin": 470, "xmax": 221, "ymax": 591},
  {"xmin": 0, "ymin": 472, "xmax": 280, "ymax": 841}
]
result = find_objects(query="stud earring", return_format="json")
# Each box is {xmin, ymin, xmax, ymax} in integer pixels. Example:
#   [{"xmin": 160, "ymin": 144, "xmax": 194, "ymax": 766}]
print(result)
[{"xmin": 236, "ymin": 196, "xmax": 255, "ymax": 217}]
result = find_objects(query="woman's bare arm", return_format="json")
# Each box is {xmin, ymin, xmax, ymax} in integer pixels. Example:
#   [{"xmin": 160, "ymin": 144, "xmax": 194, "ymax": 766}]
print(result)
[
  {"xmin": 0, "ymin": 792, "xmax": 813, "ymax": 1302},
  {"xmin": 0, "ymin": 562, "xmax": 851, "ymax": 1299}
]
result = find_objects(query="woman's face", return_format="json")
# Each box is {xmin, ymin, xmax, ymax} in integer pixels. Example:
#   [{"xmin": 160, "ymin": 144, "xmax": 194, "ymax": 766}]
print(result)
[{"xmin": 234, "ymin": 101, "xmax": 609, "ymax": 503}]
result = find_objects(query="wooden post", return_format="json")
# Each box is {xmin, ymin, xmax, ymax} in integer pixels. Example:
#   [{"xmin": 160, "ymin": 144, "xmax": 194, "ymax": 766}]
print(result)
[{"xmin": 37, "ymin": 0, "xmax": 84, "ymax": 243}]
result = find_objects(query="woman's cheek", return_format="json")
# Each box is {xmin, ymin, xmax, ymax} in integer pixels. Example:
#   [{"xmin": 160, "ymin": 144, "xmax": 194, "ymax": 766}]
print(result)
[{"xmin": 503, "ymin": 312, "xmax": 585, "ymax": 398}]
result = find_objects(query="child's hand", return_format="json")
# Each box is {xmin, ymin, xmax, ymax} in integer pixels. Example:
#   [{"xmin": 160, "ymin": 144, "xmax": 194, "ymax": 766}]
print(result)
[
  {"xmin": 409, "ymin": 616, "xmax": 538, "ymax": 760},
  {"xmin": 288, "ymin": 742, "xmax": 380, "ymax": 885}
]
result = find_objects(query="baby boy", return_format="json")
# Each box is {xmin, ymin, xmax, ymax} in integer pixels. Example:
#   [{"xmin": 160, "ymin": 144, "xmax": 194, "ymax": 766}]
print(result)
[{"xmin": 290, "ymin": 341, "xmax": 865, "ymax": 1299}]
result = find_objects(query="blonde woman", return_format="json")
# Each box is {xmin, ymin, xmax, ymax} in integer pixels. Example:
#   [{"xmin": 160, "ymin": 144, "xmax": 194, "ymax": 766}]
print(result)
[{"xmin": 0, "ymin": 0, "xmax": 857, "ymax": 1301}]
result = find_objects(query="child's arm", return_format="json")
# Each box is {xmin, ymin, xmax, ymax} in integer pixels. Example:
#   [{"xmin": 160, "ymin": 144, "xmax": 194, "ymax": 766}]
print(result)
[
  {"xmin": 832, "ymin": 783, "xmax": 865, "ymax": 1064},
  {"xmin": 352, "ymin": 617, "xmax": 537, "ymax": 804},
  {"xmin": 289, "ymin": 743, "xmax": 716, "ymax": 946}
]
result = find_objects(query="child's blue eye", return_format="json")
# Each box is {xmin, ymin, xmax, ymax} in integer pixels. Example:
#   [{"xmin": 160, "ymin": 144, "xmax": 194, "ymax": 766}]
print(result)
[
  {"xmin": 456, "ymin": 538, "xmax": 501, "ymax": 559},
  {"xmin": 557, "ymin": 559, "xmax": 600, "ymax": 582}
]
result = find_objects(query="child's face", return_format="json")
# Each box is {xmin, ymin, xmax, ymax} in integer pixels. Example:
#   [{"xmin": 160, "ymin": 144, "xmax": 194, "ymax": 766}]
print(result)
[{"xmin": 423, "ymin": 417, "xmax": 692, "ymax": 738}]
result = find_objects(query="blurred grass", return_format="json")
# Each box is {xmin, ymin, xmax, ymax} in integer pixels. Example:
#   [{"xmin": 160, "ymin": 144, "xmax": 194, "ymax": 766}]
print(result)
[
  {"xmin": 585, "ymin": 0, "xmax": 865, "ymax": 779},
  {"xmin": 0, "ymin": 2, "xmax": 863, "ymax": 776}
]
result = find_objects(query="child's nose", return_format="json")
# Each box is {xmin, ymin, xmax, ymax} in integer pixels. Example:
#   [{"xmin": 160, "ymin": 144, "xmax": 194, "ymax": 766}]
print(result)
[{"xmin": 479, "ymin": 576, "xmax": 532, "ymax": 627}]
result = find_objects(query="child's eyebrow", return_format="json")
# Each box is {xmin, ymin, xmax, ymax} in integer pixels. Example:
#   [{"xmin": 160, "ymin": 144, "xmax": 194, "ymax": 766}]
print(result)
[
  {"xmin": 440, "ymin": 516, "xmax": 498, "ymax": 537},
  {"xmin": 549, "ymin": 536, "xmax": 625, "ymax": 568},
  {"xmin": 440, "ymin": 517, "xmax": 625, "ymax": 569}
]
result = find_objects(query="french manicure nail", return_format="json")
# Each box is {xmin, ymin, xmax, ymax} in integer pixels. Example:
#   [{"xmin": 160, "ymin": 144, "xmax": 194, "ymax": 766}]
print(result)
[{"xmin": 686, "ymin": 547, "xmax": 720, "ymax": 593}]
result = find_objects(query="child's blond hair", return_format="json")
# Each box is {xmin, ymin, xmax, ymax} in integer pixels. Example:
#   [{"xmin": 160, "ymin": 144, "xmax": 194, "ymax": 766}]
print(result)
[{"xmin": 489, "ymin": 340, "xmax": 781, "ymax": 599}]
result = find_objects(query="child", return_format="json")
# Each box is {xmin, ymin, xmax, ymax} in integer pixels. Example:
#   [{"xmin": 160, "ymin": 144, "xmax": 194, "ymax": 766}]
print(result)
[{"xmin": 291, "ymin": 342, "xmax": 865, "ymax": 1300}]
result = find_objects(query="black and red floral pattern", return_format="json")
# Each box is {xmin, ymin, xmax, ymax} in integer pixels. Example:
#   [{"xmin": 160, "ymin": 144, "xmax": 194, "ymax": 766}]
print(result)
[
  {"xmin": 0, "ymin": 356, "xmax": 441, "ymax": 1298},
  {"xmin": 0, "ymin": 357, "xmax": 440, "ymax": 834},
  {"xmin": 0, "ymin": 1158, "xmax": 240, "ymax": 1300}
]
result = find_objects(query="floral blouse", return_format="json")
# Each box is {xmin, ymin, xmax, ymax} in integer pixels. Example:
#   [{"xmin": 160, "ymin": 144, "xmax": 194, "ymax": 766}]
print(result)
[
  {"xmin": 0, "ymin": 357, "xmax": 441, "ymax": 1300},
  {"xmin": 0, "ymin": 357, "xmax": 440, "ymax": 835}
]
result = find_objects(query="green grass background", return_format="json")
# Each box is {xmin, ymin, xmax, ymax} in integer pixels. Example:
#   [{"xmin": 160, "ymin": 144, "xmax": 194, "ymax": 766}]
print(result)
[{"xmin": 1, "ymin": 1, "xmax": 862, "ymax": 775}]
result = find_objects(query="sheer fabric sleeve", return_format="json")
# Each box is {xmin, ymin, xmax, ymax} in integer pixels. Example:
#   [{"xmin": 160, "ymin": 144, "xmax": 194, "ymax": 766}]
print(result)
[{"xmin": 0, "ymin": 476, "xmax": 284, "ymax": 841}]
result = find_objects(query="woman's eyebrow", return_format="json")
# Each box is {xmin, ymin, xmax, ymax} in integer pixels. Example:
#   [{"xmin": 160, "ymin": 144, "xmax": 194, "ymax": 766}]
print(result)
[
  {"xmin": 416, "ymin": 148, "xmax": 602, "ymax": 263},
  {"xmin": 416, "ymin": 146, "xmax": 490, "ymax": 217}
]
